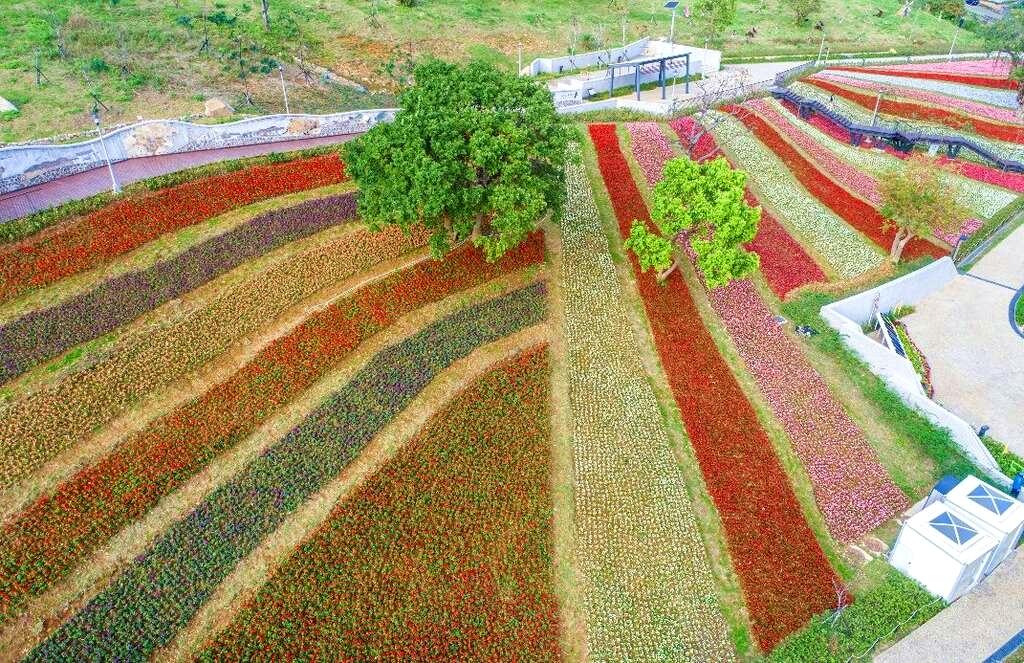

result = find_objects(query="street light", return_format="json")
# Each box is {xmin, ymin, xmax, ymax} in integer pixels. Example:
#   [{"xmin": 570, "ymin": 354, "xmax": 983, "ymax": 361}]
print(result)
[
  {"xmin": 277, "ymin": 55, "xmax": 290, "ymax": 114},
  {"xmin": 665, "ymin": 1, "xmax": 679, "ymax": 45},
  {"xmin": 948, "ymin": 16, "xmax": 965, "ymax": 61},
  {"xmin": 91, "ymin": 106, "xmax": 121, "ymax": 195}
]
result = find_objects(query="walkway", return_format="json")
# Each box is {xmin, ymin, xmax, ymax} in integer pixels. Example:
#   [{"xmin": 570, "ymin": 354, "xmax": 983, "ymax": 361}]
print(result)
[
  {"xmin": 902, "ymin": 224, "xmax": 1024, "ymax": 455},
  {"xmin": 0, "ymin": 133, "xmax": 359, "ymax": 223},
  {"xmin": 876, "ymin": 549, "xmax": 1024, "ymax": 662}
]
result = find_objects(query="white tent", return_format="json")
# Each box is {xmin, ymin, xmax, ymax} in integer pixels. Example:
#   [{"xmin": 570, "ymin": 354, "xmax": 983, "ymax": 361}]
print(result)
[{"xmin": 890, "ymin": 476, "xmax": 1024, "ymax": 603}]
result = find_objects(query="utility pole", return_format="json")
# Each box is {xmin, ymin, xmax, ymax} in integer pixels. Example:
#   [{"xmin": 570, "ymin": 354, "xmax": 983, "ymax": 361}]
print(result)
[
  {"xmin": 871, "ymin": 89, "xmax": 887, "ymax": 126},
  {"xmin": 91, "ymin": 104, "xmax": 121, "ymax": 194},
  {"xmin": 816, "ymin": 33, "xmax": 826, "ymax": 64},
  {"xmin": 517, "ymin": 42, "xmax": 523, "ymax": 75},
  {"xmin": 278, "ymin": 59, "xmax": 290, "ymax": 114}
]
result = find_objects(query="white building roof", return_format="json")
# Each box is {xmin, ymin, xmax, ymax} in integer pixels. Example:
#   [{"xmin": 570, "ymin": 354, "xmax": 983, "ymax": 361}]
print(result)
[
  {"xmin": 905, "ymin": 501, "xmax": 998, "ymax": 565},
  {"xmin": 946, "ymin": 475, "xmax": 1024, "ymax": 536}
]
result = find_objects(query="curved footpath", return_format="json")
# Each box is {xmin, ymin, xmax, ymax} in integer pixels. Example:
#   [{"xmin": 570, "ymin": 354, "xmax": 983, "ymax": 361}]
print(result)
[{"xmin": 0, "ymin": 133, "xmax": 358, "ymax": 223}]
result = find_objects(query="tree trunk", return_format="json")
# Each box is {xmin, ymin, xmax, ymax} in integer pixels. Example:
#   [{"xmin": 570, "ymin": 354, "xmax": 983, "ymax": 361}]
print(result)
[
  {"xmin": 261, "ymin": 0, "xmax": 271, "ymax": 29},
  {"xmin": 890, "ymin": 229, "xmax": 910, "ymax": 264},
  {"xmin": 657, "ymin": 257, "xmax": 680, "ymax": 282}
]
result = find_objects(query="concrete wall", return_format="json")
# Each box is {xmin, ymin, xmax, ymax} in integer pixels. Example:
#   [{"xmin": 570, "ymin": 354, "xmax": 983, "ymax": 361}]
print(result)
[
  {"xmin": 523, "ymin": 38, "xmax": 650, "ymax": 76},
  {"xmin": 0, "ymin": 109, "xmax": 396, "ymax": 194},
  {"xmin": 820, "ymin": 258, "xmax": 1009, "ymax": 483}
]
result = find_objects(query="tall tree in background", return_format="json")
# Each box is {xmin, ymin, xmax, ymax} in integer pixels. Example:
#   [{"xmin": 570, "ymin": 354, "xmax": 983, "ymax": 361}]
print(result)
[
  {"xmin": 984, "ymin": 8, "xmax": 1024, "ymax": 98},
  {"xmin": 261, "ymin": 0, "xmax": 271, "ymax": 29},
  {"xmin": 344, "ymin": 59, "xmax": 573, "ymax": 261},
  {"xmin": 625, "ymin": 156, "xmax": 760, "ymax": 288},
  {"xmin": 692, "ymin": 0, "xmax": 738, "ymax": 46},
  {"xmin": 880, "ymin": 155, "xmax": 969, "ymax": 263}
]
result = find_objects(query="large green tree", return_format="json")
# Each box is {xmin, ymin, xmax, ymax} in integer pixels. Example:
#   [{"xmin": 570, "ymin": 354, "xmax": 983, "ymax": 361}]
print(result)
[
  {"xmin": 625, "ymin": 156, "xmax": 760, "ymax": 289},
  {"xmin": 344, "ymin": 59, "xmax": 573, "ymax": 261},
  {"xmin": 984, "ymin": 8, "xmax": 1024, "ymax": 106},
  {"xmin": 692, "ymin": 0, "xmax": 738, "ymax": 45},
  {"xmin": 880, "ymin": 155, "xmax": 969, "ymax": 263}
]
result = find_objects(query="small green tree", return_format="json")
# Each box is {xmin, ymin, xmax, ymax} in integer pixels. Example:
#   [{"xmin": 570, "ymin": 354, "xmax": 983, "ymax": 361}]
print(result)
[
  {"xmin": 624, "ymin": 156, "xmax": 760, "ymax": 288},
  {"xmin": 344, "ymin": 59, "xmax": 573, "ymax": 261},
  {"xmin": 692, "ymin": 0, "xmax": 738, "ymax": 46},
  {"xmin": 880, "ymin": 155, "xmax": 969, "ymax": 263},
  {"xmin": 786, "ymin": 0, "xmax": 822, "ymax": 24},
  {"xmin": 984, "ymin": 9, "xmax": 1024, "ymax": 74}
]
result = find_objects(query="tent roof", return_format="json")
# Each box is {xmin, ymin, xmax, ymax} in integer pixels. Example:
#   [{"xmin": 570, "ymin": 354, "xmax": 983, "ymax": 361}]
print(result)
[
  {"xmin": 947, "ymin": 475, "xmax": 1024, "ymax": 534},
  {"xmin": 906, "ymin": 501, "xmax": 997, "ymax": 564}
]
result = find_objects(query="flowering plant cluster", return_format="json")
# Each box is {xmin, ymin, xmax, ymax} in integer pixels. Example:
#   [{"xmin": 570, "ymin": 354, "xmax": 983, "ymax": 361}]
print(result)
[
  {"xmin": 0, "ymin": 224, "xmax": 430, "ymax": 489},
  {"xmin": 628, "ymin": 120, "xmax": 907, "ymax": 544},
  {"xmin": 29, "ymin": 284, "xmax": 548, "ymax": 660},
  {"xmin": 875, "ymin": 59, "xmax": 1013, "ymax": 77},
  {"xmin": 201, "ymin": 348, "xmax": 561, "ymax": 661},
  {"xmin": 654, "ymin": 118, "xmax": 827, "ymax": 297},
  {"xmin": 781, "ymin": 97, "xmax": 1024, "ymax": 194},
  {"xmin": 725, "ymin": 104, "xmax": 947, "ymax": 260},
  {"xmin": 704, "ymin": 111, "xmax": 883, "ymax": 278},
  {"xmin": 0, "ymin": 194, "xmax": 359, "ymax": 384},
  {"xmin": 750, "ymin": 100, "xmax": 1009, "ymax": 241},
  {"xmin": 792, "ymin": 81, "xmax": 1022, "ymax": 161},
  {"xmin": 807, "ymin": 78, "xmax": 1024, "ymax": 144},
  {"xmin": 590, "ymin": 123, "xmax": 842, "ymax": 651},
  {"xmin": 560, "ymin": 155, "xmax": 734, "ymax": 660},
  {"xmin": 816, "ymin": 72, "xmax": 1024, "ymax": 125},
  {"xmin": 0, "ymin": 235, "xmax": 545, "ymax": 626},
  {"xmin": 0, "ymin": 154, "xmax": 348, "ymax": 304},
  {"xmin": 831, "ymin": 64, "xmax": 1019, "ymax": 91},
  {"xmin": 825, "ymin": 69, "xmax": 1020, "ymax": 108}
]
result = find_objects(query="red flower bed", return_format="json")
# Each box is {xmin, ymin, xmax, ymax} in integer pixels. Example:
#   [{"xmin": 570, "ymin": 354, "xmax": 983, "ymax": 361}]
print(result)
[
  {"xmin": 588, "ymin": 123, "xmax": 842, "ymax": 651},
  {"xmin": 0, "ymin": 154, "xmax": 348, "ymax": 303},
  {"xmin": 830, "ymin": 65, "xmax": 1019, "ymax": 91},
  {"xmin": 724, "ymin": 105, "xmax": 947, "ymax": 260},
  {"xmin": 806, "ymin": 78, "xmax": 1024, "ymax": 144},
  {"xmin": 0, "ymin": 234, "xmax": 545, "ymax": 626},
  {"xmin": 667, "ymin": 118, "xmax": 827, "ymax": 297},
  {"xmin": 201, "ymin": 347, "xmax": 560, "ymax": 661}
]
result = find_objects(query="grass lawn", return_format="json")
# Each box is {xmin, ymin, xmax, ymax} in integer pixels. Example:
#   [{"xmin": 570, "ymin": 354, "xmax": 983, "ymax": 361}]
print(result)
[{"xmin": 1, "ymin": 0, "xmax": 980, "ymax": 143}]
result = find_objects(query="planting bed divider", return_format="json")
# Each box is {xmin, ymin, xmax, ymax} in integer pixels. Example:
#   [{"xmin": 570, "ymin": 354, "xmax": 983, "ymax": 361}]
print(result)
[
  {"xmin": 0, "ymin": 153, "xmax": 348, "ymax": 304},
  {"xmin": 0, "ymin": 235, "xmax": 545, "ymax": 628},
  {"xmin": 724, "ymin": 105, "xmax": 947, "ymax": 261},
  {"xmin": 28, "ymin": 282, "xmax": 548, "ymax": 661},
  {"xmin": 0, "ymin": 224, "xmax": 429, "ymax": 489},
  {"xmin": 588, "ymin": 123, "xmax": 841, "ymax": 651},
  {"xmin": 649, "ymin": 120, "xmax": 827, "ymax": 297},
  {"xmin": 805, "ymin": 78, "xmax": 1024, "ymax": 145},
  {"xmin": 0, "ymin": 193, "xmax": 359, "ymax": 384},
  {"xmin": 629, "ymin": 121, "xmax": 907, "ymax": 543},
  {"xmin": 201, "ymin": 347, "xmax": 560, "ymax": 660}
]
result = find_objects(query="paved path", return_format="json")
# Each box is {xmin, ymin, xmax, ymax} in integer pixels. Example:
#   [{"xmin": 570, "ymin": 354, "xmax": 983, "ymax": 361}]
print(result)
[
  {"xmin": 0, "ymin": 133, "xmax": 358, "ymax": 223},
  {"xmin": 876, "ymin": 549, "xmax": 1024, "ymax": 663},
  {"xmin": 903, "ymin": 224, "xmax": 1024, "ymax": 455}
]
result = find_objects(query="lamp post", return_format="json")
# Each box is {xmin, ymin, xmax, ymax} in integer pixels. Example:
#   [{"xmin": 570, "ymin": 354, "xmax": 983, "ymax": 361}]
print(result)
[
  {"xmin": 277, "ymin": 57, "xmax": 290, "ymax": 114},
  {"xmin": 665, "ymin": 1, "xmax": 679, "ymax": 45},
  {"xmin": 871, "ymin": 87, "xmax": 891, "ymax": 126},
  {"xmin": 91, "ymin": 106, "xmax": 120, "ymax": 195},
  {"xmin": 948, "ymin": 16, "xmax": 964, "ymax": 61}
]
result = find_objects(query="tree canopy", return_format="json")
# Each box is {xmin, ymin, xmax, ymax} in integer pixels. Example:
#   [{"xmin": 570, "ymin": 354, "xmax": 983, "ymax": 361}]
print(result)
[
  {"xmin": 343, "ymin": 58, "xmax": 573, "ymax": 261},
  {"xmin": 625, "ymin": 156, "xmax": 760, "ymax": 289},
  {"xmin": 693, "ymin": 0, "xmax": 738, "ymax": 45},
  {"xmin": 880, "ymin": 155, "xmax": 969, "ymax": 263}
]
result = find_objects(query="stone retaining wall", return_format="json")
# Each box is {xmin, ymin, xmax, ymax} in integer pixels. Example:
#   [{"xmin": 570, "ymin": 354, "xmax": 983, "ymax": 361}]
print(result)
[{"xmin": 0, "ymin": 109, "xmax": 396, "ymax": 194}]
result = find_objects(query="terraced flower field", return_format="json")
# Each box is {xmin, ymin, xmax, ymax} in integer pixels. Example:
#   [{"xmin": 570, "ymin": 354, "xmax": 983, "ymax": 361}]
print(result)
[{"xmin": 1, "ymin": 68, "xmax": 1004, "ymax": 658}]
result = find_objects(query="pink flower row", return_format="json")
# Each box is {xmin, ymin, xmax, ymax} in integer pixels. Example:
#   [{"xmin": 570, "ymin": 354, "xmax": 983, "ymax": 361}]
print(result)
[
  {"xmin": 868, "ymin": 58, "xmax": 1012, "ymax": 77},
  {"xmin": 815, "ymin": 72, "xmax": 1024, "ymax": 126},
  {"xmin": 781, "ymin": 99, "xmax": 1024, "ymax": 195},
  {"xmin": 627, "ymin": 120, "xmax": 908, "ymax": 541},
  {"xmin": 754, "ymin": 99, "xmax": 982, "ymax": 242}
]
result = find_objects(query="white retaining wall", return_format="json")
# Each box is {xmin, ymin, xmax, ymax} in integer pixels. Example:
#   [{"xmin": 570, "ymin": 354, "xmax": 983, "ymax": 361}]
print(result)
[
  {"xmin": 0, "ymin": 110, "xmax": 396, "ymax": 195},
  {"xmin": 523, "ymin": 38, "xmax": 650, "ymax": 76},
  {"xmin": 820, "ymin": 258, "xmax": 1008, "ymax": 483}
]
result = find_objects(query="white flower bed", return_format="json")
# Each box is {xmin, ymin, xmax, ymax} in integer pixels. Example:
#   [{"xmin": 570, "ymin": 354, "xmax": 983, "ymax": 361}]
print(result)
[
  {"xmin": 560, "ymin": 154, "xmax": 735, "ymax": 662},
  {"xmin": 709, "ymin": 112, "xmax": 884, "ymax": 278}
]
